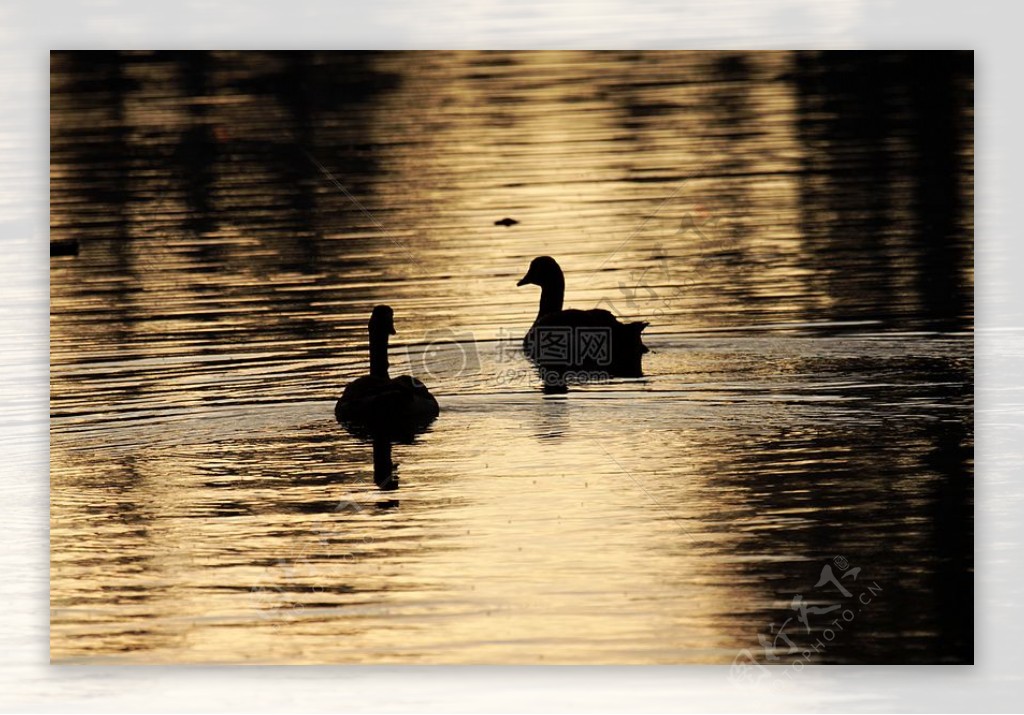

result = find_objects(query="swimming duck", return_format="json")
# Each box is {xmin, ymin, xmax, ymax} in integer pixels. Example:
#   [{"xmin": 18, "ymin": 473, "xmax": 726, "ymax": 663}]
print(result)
[
  {"xmin": 517, "ymin": 256, "xmax": 649, "ymax": 377},
  {"xmin": 335, "ymin": 305, "xmax": 439, "ymax": 430}
]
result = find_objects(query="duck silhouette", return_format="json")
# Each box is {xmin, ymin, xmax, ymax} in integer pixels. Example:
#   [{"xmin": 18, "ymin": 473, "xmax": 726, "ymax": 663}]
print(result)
[
  {"xmin": 517, "ymin": 256, "xmax": 648, "ymax": 378},
  {"xmin": 335, "ymin": 305, "xmax": 439, "ymax": 433}
]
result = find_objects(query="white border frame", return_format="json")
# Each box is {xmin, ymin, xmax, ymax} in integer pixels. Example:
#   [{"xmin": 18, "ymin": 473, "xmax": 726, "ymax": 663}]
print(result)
[{"xmin": 6, "ymin": 1, "xmax": 1014, "ymax": 711}]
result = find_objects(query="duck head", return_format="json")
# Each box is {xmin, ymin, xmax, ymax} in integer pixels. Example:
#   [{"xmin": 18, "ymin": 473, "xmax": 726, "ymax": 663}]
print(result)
[
  {"xmin": 367, "ymin": 305, "xmax": 395, "ymax": 379},
  {"xmin": 518, "ymin": 256, "xmax": 566, "ymax": 319},
  {"xmin": 369, "ymin": 305, "xmax": 397, "ymax": 336},
  {"xmin": 517, "ymin": 256, "xmax": 564, "ymax": 289}
]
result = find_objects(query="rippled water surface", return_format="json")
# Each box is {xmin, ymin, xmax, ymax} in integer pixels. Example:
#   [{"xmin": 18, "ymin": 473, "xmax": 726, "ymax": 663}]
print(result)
[{"xmin": 50, "ymin": 51, "xmax": 973, "ymax": 664}]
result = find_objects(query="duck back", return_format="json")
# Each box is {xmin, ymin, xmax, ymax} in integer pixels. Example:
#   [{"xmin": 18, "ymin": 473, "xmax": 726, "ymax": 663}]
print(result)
[
  {"xmin": 336, "ymin": 375, "xmax": 439, "ymax": 427},
  {"xmin": 525, "ymin": 308, "xmax": 648, "ymax": 377}
]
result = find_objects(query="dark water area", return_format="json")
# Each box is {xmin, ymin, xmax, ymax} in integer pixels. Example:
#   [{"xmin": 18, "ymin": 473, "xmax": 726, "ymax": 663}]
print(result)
[{"xmin": 50, "ymin": 51, "xmax": 973, "ymax": 664}]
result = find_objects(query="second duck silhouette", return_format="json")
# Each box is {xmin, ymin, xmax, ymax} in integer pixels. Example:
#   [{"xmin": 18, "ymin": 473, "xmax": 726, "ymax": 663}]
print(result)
[
  {"xmin": 517, "ymin": 256, "xmax": 648, "ymax": 377},
  {"xmin": 335, "ymin": 305, "xmax": 439, "ymax": 434}
]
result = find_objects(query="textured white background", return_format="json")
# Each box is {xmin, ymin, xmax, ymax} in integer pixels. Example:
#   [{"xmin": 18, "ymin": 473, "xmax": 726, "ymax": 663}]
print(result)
[{"xmin": 4, "ymin": 1, "xmax": 1015, "ymax": 711}]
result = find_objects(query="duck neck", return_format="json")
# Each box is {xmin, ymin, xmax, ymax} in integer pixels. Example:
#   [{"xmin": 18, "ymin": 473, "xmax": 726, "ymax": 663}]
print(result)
[
  {"xmin": 369, "ymin": 332, "xmax": 390, "ymax": 379},
  {"xmin": 537, "ymin": 279, "xmax": 565, "ymax": 321}
]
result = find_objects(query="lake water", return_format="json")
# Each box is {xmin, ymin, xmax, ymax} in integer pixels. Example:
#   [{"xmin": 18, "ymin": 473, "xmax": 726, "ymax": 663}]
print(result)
[{"xmin": 50, "ymin": 51, "xmax": 973, "ymax": 664}]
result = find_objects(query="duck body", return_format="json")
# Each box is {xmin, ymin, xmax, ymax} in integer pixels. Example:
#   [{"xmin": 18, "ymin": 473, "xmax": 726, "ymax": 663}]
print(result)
[
  {"xmin": 518, "ymin": 256, "xmax": 649, "ymax": 378},
  {"xmin": 335, "ymin": 306, "xmax": 439, "ymax": 435},
  {"xmin": 335, "ymin": 374, "xmax": 439, "ymax": 425},
  {"xmin": 526, "ymin": 308, "xmax": 648, "ymax": 377}
]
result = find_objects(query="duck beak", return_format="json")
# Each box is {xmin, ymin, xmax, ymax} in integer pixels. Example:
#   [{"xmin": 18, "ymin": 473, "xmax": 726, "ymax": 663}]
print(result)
[
  {"xmin": 516, "ymin": 274, "xmax": 531, "ymax": 287},
  {"xmin": 390, "ymin": 325, "xmax": 397, "ymax": 335}
]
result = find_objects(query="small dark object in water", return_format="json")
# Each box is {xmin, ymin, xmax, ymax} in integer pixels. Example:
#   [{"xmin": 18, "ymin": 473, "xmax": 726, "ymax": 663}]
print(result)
[
  {"xmin": 50, "ymin": 239, "xmax": 79, "ymax": 257},
  {"xmin": 494, "ymin": 217, "xmax": 519, "ymax": 227},
  {"xmin": 517, "ymin": 256, "xmax": 649, "ymax": 378}
]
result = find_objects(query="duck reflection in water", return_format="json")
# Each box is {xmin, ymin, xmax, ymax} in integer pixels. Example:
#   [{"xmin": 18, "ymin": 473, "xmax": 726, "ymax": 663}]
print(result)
[
  {"xmin": 517, "ymin": 256, "xmax": 649, "ymax": 392},
  {"xmin": 341, "ymin": 427, "xmax": 424, "ymax": 493},
  {"xmin": 371, "ymin": 436, "xmax": 398, "ymax": 492},
  {"xmin": 336, "ymin": 305, "xmax": 439, "ymax": 490}
]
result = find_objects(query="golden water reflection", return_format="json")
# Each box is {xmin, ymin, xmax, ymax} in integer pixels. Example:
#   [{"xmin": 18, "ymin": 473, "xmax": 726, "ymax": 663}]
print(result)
[{"xmin": 51, "ymin": 51, "xmax": 972, "ymax": 663}]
